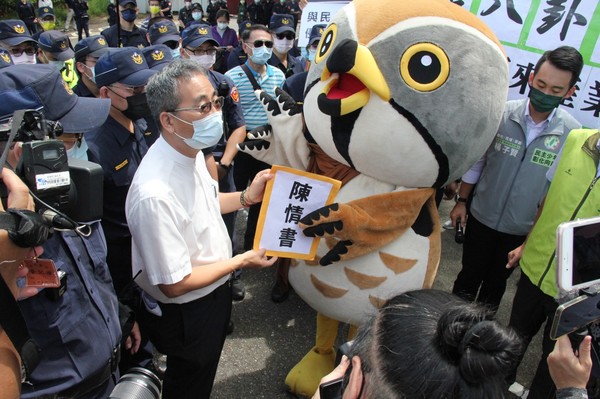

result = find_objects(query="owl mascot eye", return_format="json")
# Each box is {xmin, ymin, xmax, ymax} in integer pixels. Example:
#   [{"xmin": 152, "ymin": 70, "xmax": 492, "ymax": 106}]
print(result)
[{"xmin": 238, "ymin": 0, "xmax": 508, "ymax": 395}]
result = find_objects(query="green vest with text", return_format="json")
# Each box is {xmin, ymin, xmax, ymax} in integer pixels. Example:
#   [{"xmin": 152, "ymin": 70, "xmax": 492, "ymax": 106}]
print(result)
[{"xmin": 520, "ymin": 129, "xmax": 600, "ymax": 297}]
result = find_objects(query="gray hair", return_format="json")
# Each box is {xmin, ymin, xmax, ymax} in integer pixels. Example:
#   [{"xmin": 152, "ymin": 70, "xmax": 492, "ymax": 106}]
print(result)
[{"xmin": 146, "ymin": 59, "xmax": 208, "ymax": 131}]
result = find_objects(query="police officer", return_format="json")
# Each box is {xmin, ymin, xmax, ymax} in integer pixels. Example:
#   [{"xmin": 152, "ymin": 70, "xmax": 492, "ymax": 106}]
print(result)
[
  {"xmin": 178, "ymin": 0, "xmax": 195, "ymax": 28},
  {"xmin": 36, "ymin": 6, "xmax": 56, "ymax": 32},
  {"xmin": 226, "ymin": 19, "xmax": 251, "ymax": 71},
  {"xmin": 180, "ymin": 25, "xmax": 247, "ymax": 300},
  {"xmin": 36, "ymin": 30, "xmax": 78, "ymax": 87},
  {"xmin": 147, "ymin": 18, "xmax": 181, "ymax": 58},
  {"xmin": 101, "ymin": 0, "xmax": 150, "ymax": 48},
  {"xmin": 268, "ymin": 14, "xmax": 305, "ymax": 78},
  {"xmin": 142, "ymin": 44, "xmax": 174, "ymax": 146},
  {"xmin": 86, "ymin": 48, "xmax": 155, "ymax": 303},
  {"xmin": 0, "ymin": 20, "xmax": 37, "ymax": 65},
  {"xmin": 73, "ymin": 35, "xmax": 110, "ymax": 97},
  {"xmin": 0, "ymin": 64, "xmax": 138, "ymax": 398}
]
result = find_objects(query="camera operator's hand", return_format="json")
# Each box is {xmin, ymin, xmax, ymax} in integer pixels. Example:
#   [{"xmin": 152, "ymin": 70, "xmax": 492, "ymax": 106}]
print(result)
[
  {"xmin": 548, "ymin": 335, "xmax": 592, "ymax": 390},
  {"xmin": 1, "ymin": 167, "xmax": 34, "ymax": 212},
  {"xmin": 312, "ymin": 355, "xmax": 350, "ymax": 399}
]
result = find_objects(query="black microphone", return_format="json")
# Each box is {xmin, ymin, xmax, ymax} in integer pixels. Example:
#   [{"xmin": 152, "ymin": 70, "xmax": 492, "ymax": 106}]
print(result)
[{"xmin": 455, "ymin": 218, "xmax": 465, "ymax": 244}]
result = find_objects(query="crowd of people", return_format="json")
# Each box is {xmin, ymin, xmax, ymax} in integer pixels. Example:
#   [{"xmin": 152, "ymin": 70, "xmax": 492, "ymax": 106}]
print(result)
[{"xmin": 0, "ymin": 0, "xmax": 598, "ymax": 398}]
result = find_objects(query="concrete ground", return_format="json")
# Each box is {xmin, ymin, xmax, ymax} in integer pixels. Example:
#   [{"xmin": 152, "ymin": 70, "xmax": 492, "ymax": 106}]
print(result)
[{"xmin": 212, "ymin": 200, "xmax": 543, "ymax": 398}]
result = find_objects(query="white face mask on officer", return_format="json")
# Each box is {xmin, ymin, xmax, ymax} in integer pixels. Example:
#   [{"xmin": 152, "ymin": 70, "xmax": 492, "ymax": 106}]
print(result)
[
  {"xmin": 11, "ymin": 52, "xmax": 36, "ymax": 65},
  {"xmin": 66, "ymin": 137, "xmax": 89, "ymax": 161},
  {"xmin": 190, "ymin": 53, "xmax": 215, "ymax": 69},
  {"xmin": 274, "ymin": 38, "xmax": 293, "ymax": 54}
]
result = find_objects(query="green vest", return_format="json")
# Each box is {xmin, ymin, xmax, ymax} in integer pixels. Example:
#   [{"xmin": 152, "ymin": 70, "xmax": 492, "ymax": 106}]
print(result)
[
  {"xmin": 61, "ymin": 58, "xmax": 79, "ymax": 88},
  {"xmin": 521, "ymin": 129, "xmax": 600, "ymax": 297}
]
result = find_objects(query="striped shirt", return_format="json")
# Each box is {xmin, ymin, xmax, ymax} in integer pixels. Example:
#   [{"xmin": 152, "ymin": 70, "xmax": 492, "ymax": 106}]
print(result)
[{"xmin": 225, "ymin": 62, "xmax": 286, "ymax": 130}]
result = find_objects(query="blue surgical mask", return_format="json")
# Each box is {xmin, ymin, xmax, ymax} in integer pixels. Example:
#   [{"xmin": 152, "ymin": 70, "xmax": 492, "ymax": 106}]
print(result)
[
  {"xmin": 170, "ymin": 111, "xmax": 223, "ymax": 149},
  {"xmin": 122, "ymin": 8, "xmax": 137, "ymax": 22},
  {"xmin": 67, "ymin": 137, "xmax": 89, "ymax": 160},
  {"xmin": 171, "ymin": 46, "xmax": 181, "ymax": 59},
  {"xmin": 192, "ymin": 11, "xmax": 202, "ymax": 21},
  {"xmin": 249, "ymin": 45, "xmax": 272, "ymax": 65},
  {"xmin": 307, "ymin": 47, "xmax": 316, "ymax": 62},
  {"xmin": 49, "ymin": 59, "xmax": 65, "ymax": 71},
  {"xmin": 217, "ymin": 22, "xmax": 228, "ymax": 30}
]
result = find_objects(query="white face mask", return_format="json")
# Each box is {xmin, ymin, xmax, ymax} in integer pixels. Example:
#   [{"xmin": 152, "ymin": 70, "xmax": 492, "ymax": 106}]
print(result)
[
  {"xmin": 11, "ymin": 52, "xmax": 36, "ymax": 65},
  {"xmin": 217, "ymin": 22, "xmax": 228, "ymax": 30},
  {"xmin": 274, "ymin": 38, "xmax": 293, "ymax": 54},
  {"xmin": 66, "ymin": 137, "xmax": 89, "ymax": 160},
  {"xmin": 190, "ymin": 53, "xmax": 216, "ymax": 69},
  {"xmin": 49, "ymin": 59, "xmax": 65, "ymax": 71}
]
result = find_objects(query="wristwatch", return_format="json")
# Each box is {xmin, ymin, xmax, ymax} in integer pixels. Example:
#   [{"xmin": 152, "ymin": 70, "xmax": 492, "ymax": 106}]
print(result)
[{"xmin": 456, "ymin": 195, "xmax": 467, "ymax": 203}]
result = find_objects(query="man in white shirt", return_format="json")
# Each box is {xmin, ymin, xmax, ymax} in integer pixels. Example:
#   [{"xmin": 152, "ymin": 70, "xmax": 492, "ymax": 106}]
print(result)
[{"xmin": 125, "ymin": 59, "xmax": 277, "ymax": 399}]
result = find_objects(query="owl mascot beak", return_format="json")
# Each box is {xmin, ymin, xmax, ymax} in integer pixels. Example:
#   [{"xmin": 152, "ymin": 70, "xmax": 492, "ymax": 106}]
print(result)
[{"xmin": 318, "ymin": 39, "xmax": 391, "ymax": 116}]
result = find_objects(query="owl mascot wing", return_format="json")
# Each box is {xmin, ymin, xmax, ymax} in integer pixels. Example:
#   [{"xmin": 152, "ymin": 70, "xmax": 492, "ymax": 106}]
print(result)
[{"xmin": 239, "ymin": 0, "xmax": 509, "ymax": 396}]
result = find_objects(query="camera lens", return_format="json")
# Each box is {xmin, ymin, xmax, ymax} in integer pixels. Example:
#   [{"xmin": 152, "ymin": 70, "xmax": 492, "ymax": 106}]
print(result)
[{"xmin": 109, "ymin": 367, "xmax": 162, "ymax": 399}]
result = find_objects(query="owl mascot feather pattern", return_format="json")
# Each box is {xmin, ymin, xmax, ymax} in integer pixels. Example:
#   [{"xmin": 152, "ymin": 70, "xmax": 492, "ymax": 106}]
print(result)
[{"xmin": 239, "ymin": 0, "xmax": 509, "ymax": 395}]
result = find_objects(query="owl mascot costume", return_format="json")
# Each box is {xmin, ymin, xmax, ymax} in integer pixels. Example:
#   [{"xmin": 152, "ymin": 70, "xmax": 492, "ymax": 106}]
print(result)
[{"xmin": 239, "ymin": 0, "xmax": 509, "ymax": 395}]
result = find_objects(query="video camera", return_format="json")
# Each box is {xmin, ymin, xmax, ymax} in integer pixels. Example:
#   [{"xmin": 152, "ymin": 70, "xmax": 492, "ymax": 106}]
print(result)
[{"xmin": 0, "ymin": 109, "xmax": 104, "ymax": 226}]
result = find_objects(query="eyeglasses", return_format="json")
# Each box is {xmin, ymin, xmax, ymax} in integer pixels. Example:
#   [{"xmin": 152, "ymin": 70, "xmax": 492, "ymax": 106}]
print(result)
[
  {"xmin": 276, "ymin": 33, "xmax": 294, "ymax": 41},
  {"xmin": 170, "ymin": 96, "xmax": 224, "ymax": 115},
  {"xmin": 9, "ymin": 47, "xmax": 36, "ymax": 56},
  {"xmin": 109, "ymin": 84, "xmax": 146, "ymax": 95},
  {"xmin": 246, "ymin": 40, "xmax": 273, "ymax": 49},
  {"xmin": 185, "ymin": 47, "xmax": 217, "ymax": 56}
]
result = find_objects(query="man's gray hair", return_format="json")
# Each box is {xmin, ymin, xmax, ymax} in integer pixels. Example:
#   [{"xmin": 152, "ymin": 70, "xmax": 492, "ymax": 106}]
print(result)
[{"xmin": 146, "ymin": 59, "xmax": 208, "ymax": 131}]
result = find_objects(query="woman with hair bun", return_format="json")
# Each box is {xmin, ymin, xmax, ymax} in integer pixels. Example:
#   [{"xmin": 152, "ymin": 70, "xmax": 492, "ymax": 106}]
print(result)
[{"xmin": 314, "ymin": 289, "xmax": 522, "ymax": 399}]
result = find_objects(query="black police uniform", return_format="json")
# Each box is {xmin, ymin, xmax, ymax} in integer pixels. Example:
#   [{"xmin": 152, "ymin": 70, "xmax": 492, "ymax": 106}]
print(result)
[
  {"xmin": 101, "ymin": 24, "xmax": 150, "ymax": 48},
  {"xmin": 17, "ymin": 1, "xmax": 37, "ymax": 33},
  {"xmin": 268, "ymin": 51, "xmax": 306, "ymax": 78},
  {"xmin": 226, "ymin": 46, "xmax": 247, "ymax": 71},
  {"xmin": 207, "ymin": 69, "xmax": 245, "ymax": 237},
  {"xmin": 86, "ymin": 116, "xmax": 149, "ymax": 297},
  {"xmin": 178, "ymin": 5, "xmax": 194, "ymax": 27}
]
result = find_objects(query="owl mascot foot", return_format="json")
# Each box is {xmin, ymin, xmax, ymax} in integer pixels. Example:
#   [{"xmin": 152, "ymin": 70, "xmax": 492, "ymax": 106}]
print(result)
[{"xmin": 285, "ymin": 313, "xmax": 338, "ymax": 396}]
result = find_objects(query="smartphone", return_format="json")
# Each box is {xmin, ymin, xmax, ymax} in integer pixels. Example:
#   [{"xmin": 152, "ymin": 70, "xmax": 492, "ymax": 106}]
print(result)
[
  {"xmin": 318, "ymin": 377, "xmax": 343, "ymax": 399},
  {"xmin": 556, "ymin": 216, "xmax": 600, "ymax": 292},
  {"xmin": 550, "ymin": 294, "xmax": 598, "ymax": 339}
]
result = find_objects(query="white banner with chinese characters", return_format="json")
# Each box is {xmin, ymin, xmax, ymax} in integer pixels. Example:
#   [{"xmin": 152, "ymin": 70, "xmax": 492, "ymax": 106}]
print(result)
[
  {"xmin": 299, "ymin": 0, "xmax": 600, "ymax": 128},
  {"xmin": 254, "ymin": 165, "xmax": 341, "ymax": 259}
]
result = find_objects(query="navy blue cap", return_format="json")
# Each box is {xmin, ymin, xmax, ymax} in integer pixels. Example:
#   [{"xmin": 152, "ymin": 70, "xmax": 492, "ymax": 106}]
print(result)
[
  {"xmin": 0, "ymin": 49, "xmax": 13, "ymax": 69},
  {"xmin": 270, "ymin": 14, "xmax": 295, "ymax": 34},
  {"xmin": 37, "ymin": 7, "xmax": 55, "ymax": 18},
  {"xmin": 142, "ymin": 45, "xmax": 173, "ymax": 71},
  {"xmin": 38, "ymin": 30, "xmax": 74, "ymax": 61},
  {"xmin": 181, "ymin": 25, "xmax": 217, "ymax": 49},
  {"xmin": 95, "ymin": 48, "xmax": 156, "ymax": 88},
  {"xmin": 191, "ymin": 2, "xmax": 202, "ymax": 10},
  {"xmin": 119, "ymin": 0, "xmax": 137, "ymax": 6},
  {"xmin": 238, "ymin": 20, "xmax": 252, "ymax": 37},
  {"xmin": 148, "ymin": 19, "xmax": 180, "ymax": 45},
  {"xmin": 0, "ymin": 64, "xmax": 110, "ymax": 132},
  {"xmin": 309, "ymin": 24, "xmax": 326, "ymax": 46},
  {"xmin": 74, "ymin": 35, "xmax": 110, "ymax": 61},
  {"xmin": 0, "ymin": 20, "xmax": 36, "ymax": 46}
]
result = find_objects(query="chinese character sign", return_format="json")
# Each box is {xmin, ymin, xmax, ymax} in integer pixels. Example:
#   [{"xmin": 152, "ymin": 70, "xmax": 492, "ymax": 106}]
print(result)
[
  {"xmin": 254, "ymin": 165, "xmax": 341, "ymax": 259},
  {"xmin": 300, "ymin": 1, "xmax": 600, "ymax": 128}
]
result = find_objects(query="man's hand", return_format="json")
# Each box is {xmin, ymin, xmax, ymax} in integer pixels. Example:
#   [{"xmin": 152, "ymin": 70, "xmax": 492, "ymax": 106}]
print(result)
[
  {"xmin": 124, "ymin": 321, "xmax": 141, "ymax": 355},
  {"xmin": 245, "ymin": 169, "xmax": 273, "ymax": 205},
  {"xmin": 235, "ymin": 248, "xmax": 278, "ymax": 270},
  {"xmin": 506, "ymin": 244, "xmax": 524, "ymax": 269},
  {"xmin": 548, "ymin": 335, "xmax": 592, "ymax": 389},
  {"xmin": 449, "ymin": 202, "xmax": 467, "ymax": 230}
]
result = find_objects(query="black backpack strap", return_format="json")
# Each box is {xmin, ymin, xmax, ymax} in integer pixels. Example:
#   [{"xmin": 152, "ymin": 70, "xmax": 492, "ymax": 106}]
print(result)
[{"xmin": 241, "ymin": 63, "xmax": 261, "ymax": 91}]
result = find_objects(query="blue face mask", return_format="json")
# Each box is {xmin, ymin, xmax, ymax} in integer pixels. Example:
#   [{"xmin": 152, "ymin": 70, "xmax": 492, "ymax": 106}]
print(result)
[
  {"xmin": 66, "ymin": 137, "xmax": 89, "ymax": 161},
  {"xmin": 249, "ymin": 45, "xmax": 272, "ymax": 65},
  {"xmin": 170, "ymin": 111, "xmax": 224, "ymax": 149},
  {"xmin": 121, "ymin": 8, "xmax": 137, "ymax": 22},
  {"xmin": 306, "ymin": 47, "xmax": 316, "ymax": 62},
  {"xmin": 171, "ymin": 46, "xmax": 181, "ymax": 59}
]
